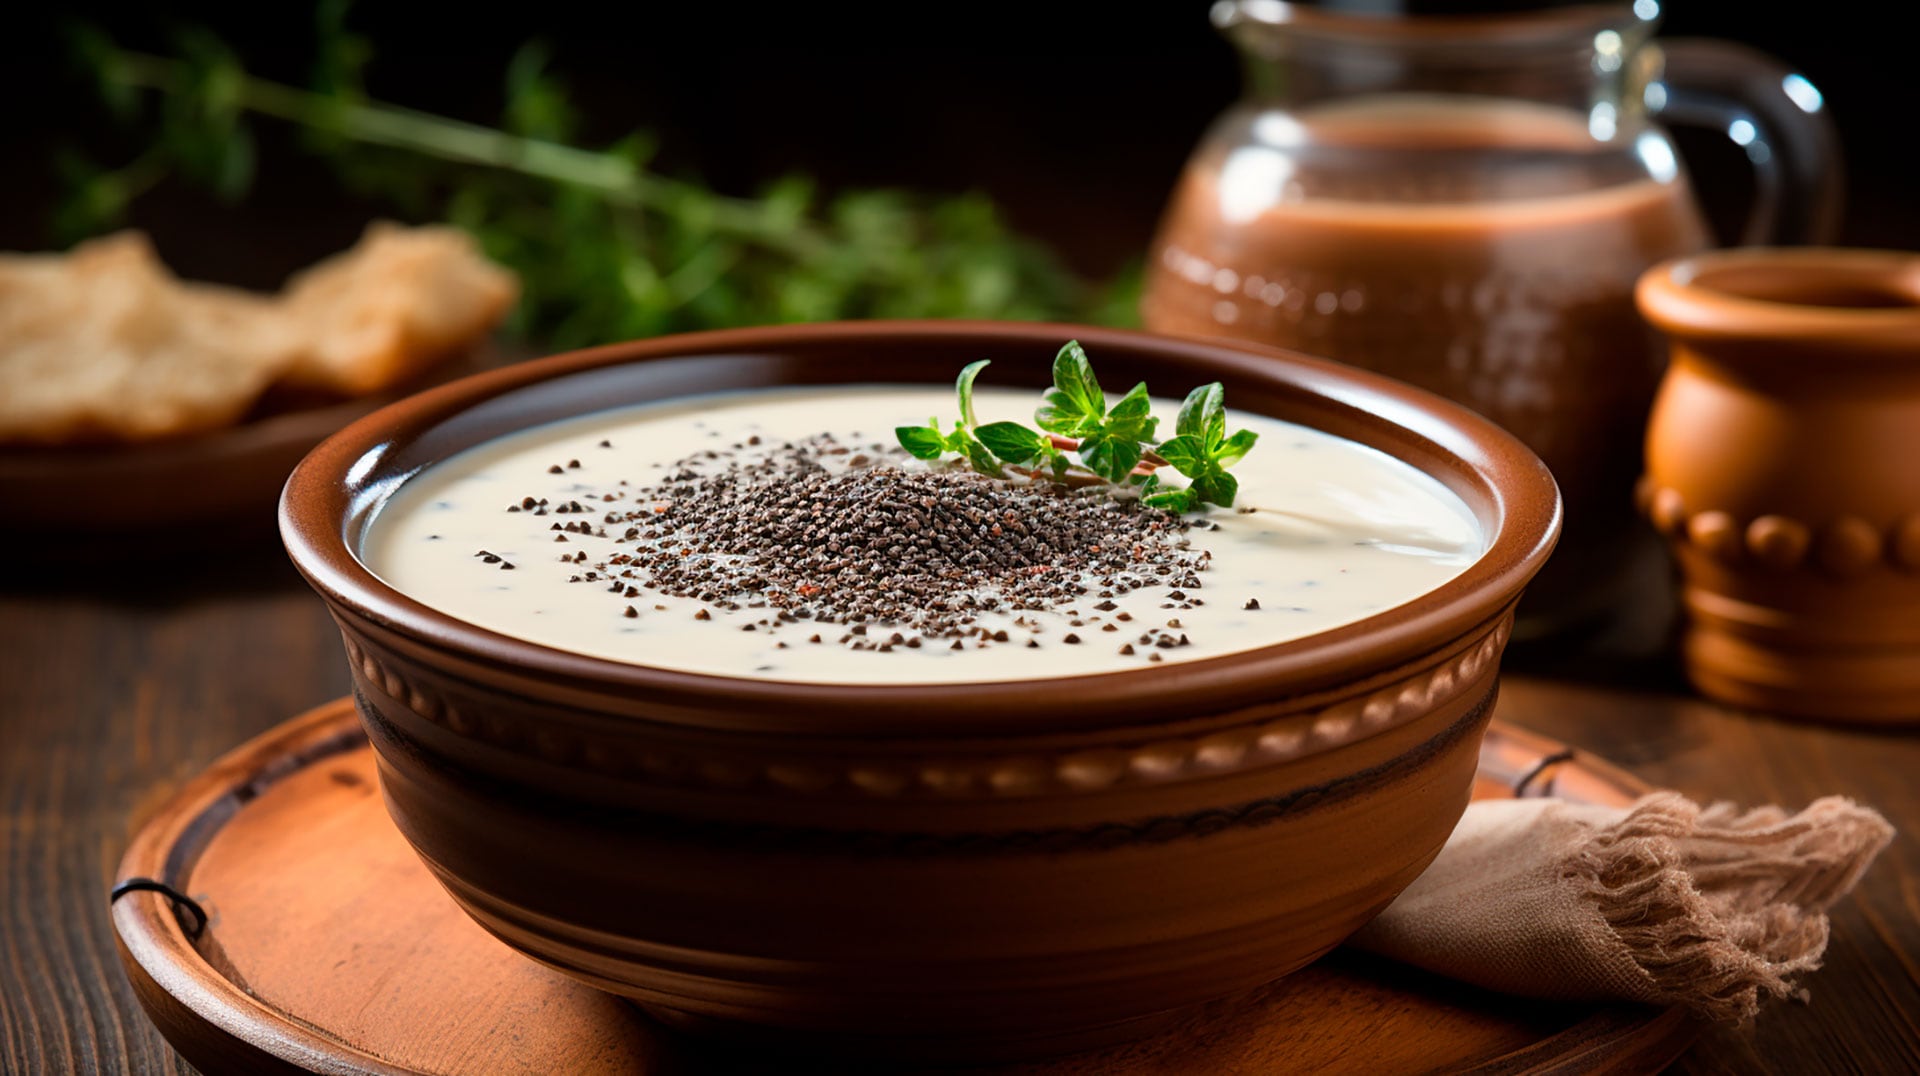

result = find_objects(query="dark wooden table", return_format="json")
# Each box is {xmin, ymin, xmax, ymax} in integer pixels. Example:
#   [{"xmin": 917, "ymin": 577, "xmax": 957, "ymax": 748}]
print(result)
[{"xmin": 2, "ymin": 541, "xmax": 1915, "ymax": 1074}]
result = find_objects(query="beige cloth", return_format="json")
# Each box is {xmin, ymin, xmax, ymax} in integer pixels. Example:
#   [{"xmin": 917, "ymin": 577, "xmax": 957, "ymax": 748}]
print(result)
[{"xmin": 1349, "ymin": 793, "xmax": 1893, "ymax": 1023}]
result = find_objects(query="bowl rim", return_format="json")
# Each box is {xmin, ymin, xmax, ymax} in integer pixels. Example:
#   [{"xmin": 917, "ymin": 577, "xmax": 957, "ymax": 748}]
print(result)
[
  {"xmin": 1637, "ymin": 247, "xmax": 1920, "ymax": 354},
  {"xmin": 280, "ymin": 320, "xmax": 1559, "ymax": 737}
]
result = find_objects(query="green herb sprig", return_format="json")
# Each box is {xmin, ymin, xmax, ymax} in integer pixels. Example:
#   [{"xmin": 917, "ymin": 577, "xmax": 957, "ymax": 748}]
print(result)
[
  {"xmin": 897, "ymin": 341, "xmax": 1258, "ymax": 512},
  {"xmin": 58, "ymin": 4, "xmax": 1141, "ymax": 348}
]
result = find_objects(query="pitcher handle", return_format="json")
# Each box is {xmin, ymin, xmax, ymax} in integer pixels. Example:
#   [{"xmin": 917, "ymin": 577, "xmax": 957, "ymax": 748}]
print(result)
[{"xmin": 1652, "ymin": 39, "xmax": 1845, "ymax": 245}]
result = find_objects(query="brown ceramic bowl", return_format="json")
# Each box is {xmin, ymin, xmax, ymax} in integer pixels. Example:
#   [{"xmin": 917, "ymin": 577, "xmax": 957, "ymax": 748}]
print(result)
[{"xmin": 280, "ymin": 321, "xmax": 1559, "ymax": 1060}]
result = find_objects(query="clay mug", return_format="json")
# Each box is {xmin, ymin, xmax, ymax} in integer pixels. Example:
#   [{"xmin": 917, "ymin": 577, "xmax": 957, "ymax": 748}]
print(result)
[
  {"xmin": 1142, "ymin": 0, "xmax": 1843, "ymax": 637},
  {"xmin": 1637, "ymin": 248, "xmax": 1920, "ymax": 724}
]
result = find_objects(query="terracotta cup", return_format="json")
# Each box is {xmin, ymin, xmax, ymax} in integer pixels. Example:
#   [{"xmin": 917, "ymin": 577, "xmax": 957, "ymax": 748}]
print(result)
[
  {"xmin": 1638, "ymin": 249, "xmax": 1920, "ymax": 724},
  {"xmin": 281, "ymin": 322, "xmax": 1560, "ymax": 1060}
]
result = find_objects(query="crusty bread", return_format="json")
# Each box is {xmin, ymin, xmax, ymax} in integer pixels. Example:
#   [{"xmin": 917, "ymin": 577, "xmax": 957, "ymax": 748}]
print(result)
[
  {"xmin": 0, "ymin": 224, "xmax": 517, "ymax": 446},
  {"xmin": 277, "ymin": 222, "xmax": 518, "ymax": 396}
]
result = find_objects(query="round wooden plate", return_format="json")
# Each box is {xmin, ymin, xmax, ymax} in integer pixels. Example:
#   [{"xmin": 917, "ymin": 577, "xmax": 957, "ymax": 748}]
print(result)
[{"xmin": 111, "ymin": 699, "xmax": 1700, "ymax": 1075}]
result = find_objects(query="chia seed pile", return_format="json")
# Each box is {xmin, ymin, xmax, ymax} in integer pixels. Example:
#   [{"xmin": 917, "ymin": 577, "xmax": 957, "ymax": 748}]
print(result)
[{"xmin": 496, "ymin": 434, "xmax": 1222, "ymax": 657}]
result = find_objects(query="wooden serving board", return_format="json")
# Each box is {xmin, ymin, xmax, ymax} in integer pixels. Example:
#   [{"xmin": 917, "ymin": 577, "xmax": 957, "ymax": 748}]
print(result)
[{"xmin": 111, "ymin": 699, "xmax": 1699, "ymax": 1075}]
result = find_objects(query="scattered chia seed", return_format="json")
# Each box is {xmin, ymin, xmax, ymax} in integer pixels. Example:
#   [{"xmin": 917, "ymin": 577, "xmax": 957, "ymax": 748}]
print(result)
[{"xmin": 499, "ymin": 433, "xmax": 1213, "ymax": 658}]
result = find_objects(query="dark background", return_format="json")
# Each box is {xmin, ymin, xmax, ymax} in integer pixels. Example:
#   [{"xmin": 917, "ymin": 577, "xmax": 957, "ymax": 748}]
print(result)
[
  {"xmin": 4, "ymin": 10, "xmax": 1919, "ymax": 1076},
  {"xmin": 2, "ymin": 1, "xmax": 1912, "ymax": 295}
]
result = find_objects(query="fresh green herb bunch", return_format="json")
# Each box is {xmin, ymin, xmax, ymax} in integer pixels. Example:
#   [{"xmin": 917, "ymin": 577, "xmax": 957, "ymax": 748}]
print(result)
[
  {"xmin": 59, "ymin": 3, "xmax": 1139, "ymax": 348},
  {"xmin": 897, "ymin": 341, "xmax": 1259, "ymax": 512}
]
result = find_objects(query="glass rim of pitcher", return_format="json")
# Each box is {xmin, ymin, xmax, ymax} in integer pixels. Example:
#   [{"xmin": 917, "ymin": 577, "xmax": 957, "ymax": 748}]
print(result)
[{"xmin": 1212, "ymin": 0, "xmax": 1660, "ymax": 51}]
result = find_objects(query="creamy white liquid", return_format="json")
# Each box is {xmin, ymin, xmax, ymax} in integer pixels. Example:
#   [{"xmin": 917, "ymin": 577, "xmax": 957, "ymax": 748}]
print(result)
[{"xmin": 363, "ymin": 386, "xmax": 1481, "ymax": 684}]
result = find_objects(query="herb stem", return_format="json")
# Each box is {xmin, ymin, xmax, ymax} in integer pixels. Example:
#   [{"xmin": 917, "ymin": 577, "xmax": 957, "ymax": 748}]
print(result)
[
  {"xmin": 1008, "ymin": 463, "xmax": 1159, "ymax": 487},
  {"xmin": 104, "ymin": 50, "xmax": 832, "ymax": 259},
  {"xmin": 112, "ymin": 148, "xmax": 172, "ymax": 202},
  {"xmin": 1044, "ymin": 432, "xmax": 1169, "ymax": 469}
]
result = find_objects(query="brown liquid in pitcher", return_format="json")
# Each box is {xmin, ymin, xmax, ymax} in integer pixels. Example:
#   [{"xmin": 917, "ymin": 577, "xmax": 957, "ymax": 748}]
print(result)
[{"xmin": 1143, "ymin": 98, "xmax": 1711, "ymax": 625}]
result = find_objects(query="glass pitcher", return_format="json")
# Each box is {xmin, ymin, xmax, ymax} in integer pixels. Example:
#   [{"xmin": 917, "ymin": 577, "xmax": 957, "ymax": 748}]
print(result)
[{"xmin": 1141, "ymin": 0, "xmax": 1842, "ymax": 636}]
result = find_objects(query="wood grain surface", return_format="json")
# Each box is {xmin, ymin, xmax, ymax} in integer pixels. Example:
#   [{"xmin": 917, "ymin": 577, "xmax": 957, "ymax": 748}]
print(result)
[{"xmin": 3, "ymin": 545, "xmax": 1916, "ymax": 1074}]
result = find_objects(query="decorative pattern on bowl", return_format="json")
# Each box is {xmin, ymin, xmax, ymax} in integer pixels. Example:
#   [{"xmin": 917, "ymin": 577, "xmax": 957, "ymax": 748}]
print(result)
[{"xmin": 339, "ymin": 618, "xmax": 1512, "ymax": 802}]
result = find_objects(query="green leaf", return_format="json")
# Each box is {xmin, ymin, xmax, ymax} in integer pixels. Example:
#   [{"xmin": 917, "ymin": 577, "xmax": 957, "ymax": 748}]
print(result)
[
  {"xmin": 955, "ymin": 359, "xmax": 989, "ymax": 429},
  {"xmin": 1177, "ymin": 382, "xmax": 1225, "ymax": 447},
  {"xmin": 1037, "ymin": 340, "xmax": 1108, "ymax": 433},
  {"xmin": 975, "ymin": 421, "xmax": 1045, "ymax": 464},
  {"xmin": 896, "ymin": 425, "xmax": 948, "ymax": 459},
  {"xmin": 1035, "ymin": 389, "xmax": 1090, "ymax": 434},
  {"xmin": 961, "ymin": 436, "xmax": 1005, "ymax": 478},
  {"xmin": 1103, "ymin": 381, "xmax": 1158, "ymax": 443},
  {"xmin": 50, "ymin": 151, "xmax": 130, "ymax": 243},
  {"xmin": 605, "ymin": 131, "xmax": 659, "ymax": 172},
  {"xmin": 67, "ymin": 26, "xmax": 139, "ymax": 120},
  {"xmin": 212, "ymin": 125, "xmax": 255, "ymax": 200},
  {"xmin": 1078, "ymin": 434, "xmax": 1142, "ymax": 485},
  {"xmin": 1191, "ymin": 470, "xmax": 1240, "ymax": 508},
  {"xmin": 1143, "ymin": 486, "xmax": 1199, "ymax": 512},
  {"xmin": 1215, "ymin": 428, "xmax": 1259, "ymax": 467},
  {"xmin": 504, "ymin": 41, "xmax": 579, "ymax": 143},
  {"xmin": 760, "ymin": 173, "xmax": 815, "ymax": 230},
  {"xmin": 1050, "ymin": 339, "xmax": 1104, "ymax": 420},
  {"xmin": 1155, "ymin": 434, "xmax": 1209, "ymax": 478},
  {"xmin": 312, "ymin": 0, "xmax": 371, "ymax": 102}
]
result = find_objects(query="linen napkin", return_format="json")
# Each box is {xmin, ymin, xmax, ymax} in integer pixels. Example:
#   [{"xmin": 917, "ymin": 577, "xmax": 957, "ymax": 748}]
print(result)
[{"xmin": 1349, "ymin": 792, "xmax": 1894, "ymax": 1022}]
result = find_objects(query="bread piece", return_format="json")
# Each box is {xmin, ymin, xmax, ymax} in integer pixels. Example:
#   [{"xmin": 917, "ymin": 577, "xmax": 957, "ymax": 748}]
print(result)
[
  {"xmin": 0, "ymin": 234, "xmax": 295, "ymax": 445},
  {"xmin": 0, "ymin": 224, "xmax": 518, "ymax": 446},
  {"xmin": 276, "ymin": 222, "xmax": 519, "ymax": 396}
]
